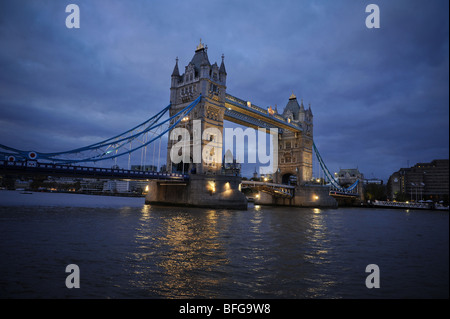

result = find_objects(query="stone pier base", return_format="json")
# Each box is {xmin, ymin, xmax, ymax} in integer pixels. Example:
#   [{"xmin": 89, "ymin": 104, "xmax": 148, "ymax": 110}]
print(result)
[
  {"xmin": 255, "ymin": 184, "xmax": 337, "ymax": 208},
  {"xmin": 145, "ymin": 174, "xmax": 248, "ymax": 210}
]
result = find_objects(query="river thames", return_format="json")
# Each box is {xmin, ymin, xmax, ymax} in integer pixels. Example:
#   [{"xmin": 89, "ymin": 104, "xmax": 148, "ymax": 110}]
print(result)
[{"xmin": 0, "ymin": 190, "xmax": 448, "ymax": 299}]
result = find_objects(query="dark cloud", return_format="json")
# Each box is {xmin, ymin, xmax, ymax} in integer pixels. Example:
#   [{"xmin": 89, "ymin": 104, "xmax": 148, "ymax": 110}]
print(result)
[{"xmin": 0, "ymin": 0, "xmax": 448, "ymax": 181}]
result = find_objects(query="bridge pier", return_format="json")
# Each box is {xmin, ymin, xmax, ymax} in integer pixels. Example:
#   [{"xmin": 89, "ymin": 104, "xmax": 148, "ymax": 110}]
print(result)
[
  {"xmin": 255, "ymin": 184, "xmax": 337, "ymax": 208},
  {"xmin": 145, "ymin": 174, "xmax": 248, "ymax": 210}
]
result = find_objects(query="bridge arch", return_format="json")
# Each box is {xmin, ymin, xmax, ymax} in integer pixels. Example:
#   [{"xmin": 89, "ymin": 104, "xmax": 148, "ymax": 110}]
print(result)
[
  {"xmin": 281, "ymin": 172, "xmax": 297, "ymax": 186},
  {"xmin": 173, "ymin": 157, "xmax": 193, "ymax": 174}
]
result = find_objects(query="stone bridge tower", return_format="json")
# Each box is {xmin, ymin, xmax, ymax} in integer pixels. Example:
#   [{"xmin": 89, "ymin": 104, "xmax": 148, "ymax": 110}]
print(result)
[
  {"xmin": 147, "ymin": 42, "xmax": 246, "ymax": 210},
  {"xmin": 274, "ymin": 93, "xmax": 314, "ymax": 185},
  {"xmin": 167, "ymin": 41, "xmax": 227, "ymax": 175}
]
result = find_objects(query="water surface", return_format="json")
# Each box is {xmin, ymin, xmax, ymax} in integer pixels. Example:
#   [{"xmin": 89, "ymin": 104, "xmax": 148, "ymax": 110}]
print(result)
[{"xmin": 0, "ymin": 190, "xmax": 448, "ymax": 298}]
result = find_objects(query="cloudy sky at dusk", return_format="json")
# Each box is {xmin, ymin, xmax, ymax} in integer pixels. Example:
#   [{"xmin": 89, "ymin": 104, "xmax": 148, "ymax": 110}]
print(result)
[{"xmin": 0, "ymin": 0, "xmax": 448, "ymax": 181}]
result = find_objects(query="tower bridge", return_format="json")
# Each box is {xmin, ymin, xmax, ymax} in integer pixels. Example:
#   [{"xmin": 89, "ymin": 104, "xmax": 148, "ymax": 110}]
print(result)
[
  {"xmin": 0, "ymin": 41, "xmax": 361, "ymax": 209},
  {"xmin": 152, "ymin": 41, "xmax": 337, "ymax": 209}
]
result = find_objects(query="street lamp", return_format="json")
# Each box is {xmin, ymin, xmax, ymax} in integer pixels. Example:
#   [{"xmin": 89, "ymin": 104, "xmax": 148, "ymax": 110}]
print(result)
[
  {"xmin": 420, "ymin": 182, "xmax": 425, "ymax": 201},
  {"xmin": 411, "ymin": 182, "xmax": 420, "ymax": 202}
]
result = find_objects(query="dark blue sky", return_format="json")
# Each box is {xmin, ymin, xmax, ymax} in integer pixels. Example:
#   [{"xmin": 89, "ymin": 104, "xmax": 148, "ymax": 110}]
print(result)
[{"xmin": 0, "ymin": 0, "xmax": 448, "ymax": 181}]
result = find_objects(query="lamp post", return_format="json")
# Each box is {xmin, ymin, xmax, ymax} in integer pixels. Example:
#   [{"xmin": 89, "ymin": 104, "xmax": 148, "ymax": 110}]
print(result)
[
  {"xmin": 410, "ymin": 182, "xmax": 415, "ymax": 202},
  {"xmin": 420, "ymin": 182, "xmax": 425, "ymax": 201}
]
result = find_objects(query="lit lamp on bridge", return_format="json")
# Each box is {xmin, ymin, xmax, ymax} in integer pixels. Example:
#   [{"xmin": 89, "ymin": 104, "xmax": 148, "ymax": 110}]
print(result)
[{"xmin": 208, "ymin": 180, "xmax": 216, "ymax": 194}]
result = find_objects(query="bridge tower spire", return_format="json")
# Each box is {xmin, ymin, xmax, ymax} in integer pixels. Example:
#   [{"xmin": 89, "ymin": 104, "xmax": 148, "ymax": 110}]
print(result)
[{"xmin": 167, "ymin": 42, "xmax": 227, "ymax": 175}]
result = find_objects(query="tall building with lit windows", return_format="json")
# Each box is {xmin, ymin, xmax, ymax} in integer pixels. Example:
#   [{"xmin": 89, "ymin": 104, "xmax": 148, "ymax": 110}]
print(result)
[{"xmin": 388, "ymin": 159, "xmax": 449, "ymax": 202}]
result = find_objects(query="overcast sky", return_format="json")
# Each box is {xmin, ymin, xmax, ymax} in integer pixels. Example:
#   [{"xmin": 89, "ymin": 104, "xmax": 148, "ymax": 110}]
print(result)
[{"xmin": 0, "ymin": 0, "xmax": 448, "ymax": 181}]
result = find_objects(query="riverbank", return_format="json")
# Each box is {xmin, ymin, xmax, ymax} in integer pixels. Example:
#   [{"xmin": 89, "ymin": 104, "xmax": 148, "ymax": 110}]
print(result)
[
  {"xmin": 368, "ymin": 200, "xmax": 449, "ymax": 211},
  {"xmin": 0, "ymin": 190, "xmax": 145, "ymax": 207}
]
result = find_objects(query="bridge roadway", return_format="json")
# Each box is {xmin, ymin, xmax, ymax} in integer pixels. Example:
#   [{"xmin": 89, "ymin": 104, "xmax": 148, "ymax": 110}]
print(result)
[
  {"xmin": 0, "ymin": 160, "xmax": 188, "ymax": 181},
  {"xmin": 242, "ymin": 180, "xmax": 360, "ymax": 199},
  {"xmin": 329, "ymin": 190, "xmax": 360, "ymax": 198}
]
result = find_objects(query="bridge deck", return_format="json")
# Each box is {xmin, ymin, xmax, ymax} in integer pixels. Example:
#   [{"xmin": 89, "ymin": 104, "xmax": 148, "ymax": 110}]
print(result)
[
  {"xmin": 241, "ymin": 180, "xmax": 295, "ymax": 198},
  {"xmin": 0, "ymin": 161, "xmax": 188, "ymax": 181},
  {"xmin": 329, "ymin": 190, "xmax": 360, "ymax": 198}
]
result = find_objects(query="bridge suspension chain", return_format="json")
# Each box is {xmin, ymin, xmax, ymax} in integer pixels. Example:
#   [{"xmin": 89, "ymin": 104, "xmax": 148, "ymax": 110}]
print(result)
[
  {"xmin": 312, "ymin": 142, "xmax": 359, "ymax": 193},
  {"xmin": 0, "ymin": 95, "xmax": 202, "ymax": 165}
]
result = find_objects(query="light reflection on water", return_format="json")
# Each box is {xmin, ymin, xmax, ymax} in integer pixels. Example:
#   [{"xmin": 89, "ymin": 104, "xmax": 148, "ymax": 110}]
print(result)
[
  {"xmin": 0, "ymin": 191, "xmax": 448, "ymax": 298},
  {"xmin": 127, "ymin": 203, "xmax": 448, "ymax": 299},
  {"xmin": 130, "ymin": 206, "xmax": 231, "ymax": 298}
]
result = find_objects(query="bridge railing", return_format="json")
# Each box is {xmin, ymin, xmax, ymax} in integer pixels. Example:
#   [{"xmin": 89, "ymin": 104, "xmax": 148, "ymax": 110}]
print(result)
[{"xmin": 241, "ymin": 180, "xmax": 295, "ymax": 189}]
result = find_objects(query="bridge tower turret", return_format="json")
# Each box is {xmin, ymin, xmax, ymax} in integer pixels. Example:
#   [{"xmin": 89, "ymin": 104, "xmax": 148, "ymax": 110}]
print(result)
[
  {"xmin": 167, "ymin": 40, "xmax": 227, "ymax": 175},
  {"xmin": 276, "ymin": 93, "xmax": 314, "ymax": 185}
]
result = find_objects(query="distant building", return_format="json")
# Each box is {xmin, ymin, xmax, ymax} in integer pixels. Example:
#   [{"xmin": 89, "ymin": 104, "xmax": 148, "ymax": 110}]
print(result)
[
  {"xmin": 222, "ymin": 149, "xmax": 241, "ymax": 176},
  {"xmin": 252, "ymin": 167, "xmax": 258, "ymax": 180},
  {"xmin": 14, "ymin": 179, "xmax": 31, "ymax": 190},
  {"xmin": 80, "ymin": 178, "xmax": 104, "ymax": 193},
  {"xmin": 337, "ymin": 168, "xmax": 364, "ymax": 187},
  {"xmin": 387, "ymin": 159, "xmax": 449, "ymax": 202},
  {"xmin": 103, "ymin": 180, "xmax": 130, "ymax": 193}
]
